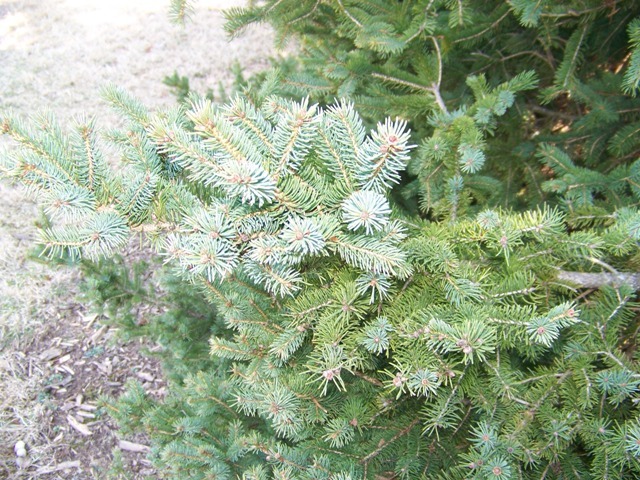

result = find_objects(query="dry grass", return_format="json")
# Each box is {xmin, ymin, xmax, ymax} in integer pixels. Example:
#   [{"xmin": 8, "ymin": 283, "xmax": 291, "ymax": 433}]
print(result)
[
  {"xmin": 0, "ymin": 0, "xmax": 276, "ymax": 124},
  {"xmin": 0, "ymin": 1, "xmax": 277, "ymax": 477}
]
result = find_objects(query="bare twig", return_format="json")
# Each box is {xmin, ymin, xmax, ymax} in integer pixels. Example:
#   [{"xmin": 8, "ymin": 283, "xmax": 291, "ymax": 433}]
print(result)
[
  {"xmin": 404, "ymin": 1, "xmax": 436, "ymax": 44},
  {"xmin": 557, "ymin": 270, "xmax": 640, "ymax": 290},
  {"xmin": 335, "ymin": 0, "xmax": 362, "ymax": 28},
  {"xmin": 454, "ymin": 10, "xmax": 510, "ymax": 44},
  {"xmin": 370, "ymin": 36, "xmax": 449, "ymax": 114},
  {"xmin": 429, "ymin": 36, "xmax": 448, "ymax": 114},
  {"xmin": 370, "ymin": 72, "xmax": 433, "ymax": 93}
]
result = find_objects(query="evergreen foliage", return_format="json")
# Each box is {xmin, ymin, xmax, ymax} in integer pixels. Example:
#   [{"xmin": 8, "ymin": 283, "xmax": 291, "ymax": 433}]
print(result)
[
  {"xmin": 228, "ymin": 0, "xmax": 640, "ymax": 219},
  {"xmin": 78, "ymin": 256, "xmax": 220, "ymax": 382},
  {"xmin": 163, "ymin": 71, "xmax": 192, "ymax": 104},
  {"xmin": 2, "ymin": 86, "xmax": 640, "ymax": 477},
  {"xmin": 2, "ymin": 1, "xmax": 640, "ymax": 478}
]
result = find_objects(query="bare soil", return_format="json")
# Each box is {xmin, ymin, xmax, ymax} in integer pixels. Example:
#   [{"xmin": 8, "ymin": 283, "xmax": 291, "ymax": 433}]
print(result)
[{"xmin": 0, "ymin": 1, "xmax": 276, "ymax": 478}]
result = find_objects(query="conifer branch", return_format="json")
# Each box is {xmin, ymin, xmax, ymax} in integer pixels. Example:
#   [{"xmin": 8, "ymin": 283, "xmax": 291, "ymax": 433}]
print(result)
[
  {"xmin": 228, "ymin": 107, "xmax": 274, "ymax": 153},
  {"xmin": 431, "ymin": 88, "xmax": 448, "ymax": 114},
  {"xmin": 359, "ymin": 417, "xmax": 421, "ymax": 465},
  {"xmin": 4, "ymin": 122, "xmax": 79, "ymax": 187},
  {"xmin": 370, "ymin": 72, "xmax": 432, "ymax": 93},
  {"xmin": 288, "ymin": 300, "xmax": 334, "ymax": 319},
  {"xmin": 404, "ymin": 1, "xmax": 436, "ymax": 45},
  {"xmin": 200, "ymin": 394, "xmax": 240, "ymax": 419},
  {"xmin": 78, "ymin": 125, "xmax": 96, "ymax": 190},
  {"xmin": 229, "ymin": 274, "xmax": 284, "ymax": 301},
  {"xmin": 169, "ymin": 0, "xmax": 193, "ymax": 24},
  {"xmin": 290, "ymin": 0, "xmax": 320, "ymax": 25},
  {"xmin": 227, "ymin": 317, "xmax": 283, "ymax": 335},
  {"xmin": 430, "ymin": 36, "xmax": 443, "ymax": 92},
  {"xmin": 198, "ymin": 119, "xmax": 246, "ymax": 163},
  {"xmin": 201, "ymin": 279, "xmax": 231, "ymax": 305},
  {"xmin": 334, "ymin": 0, "xmax": 362, "ymax": 28},
  {"xmin": 453, "ymin": 10, "xmax": 510, "ymax": 44},
  {"xmin": 6, "ymin": 7, "xmax": 640, "ymax": 469},
  {"xmin": 317, "ymin": 127, "xmax": 353, "ymax": 189},
  {"xmin": 352, "ymin": 370, "xmax": 384, "ymax": 387},
  {"xmin": 370, "ymin": 71, "xmax": 448, "ymax": 113}
]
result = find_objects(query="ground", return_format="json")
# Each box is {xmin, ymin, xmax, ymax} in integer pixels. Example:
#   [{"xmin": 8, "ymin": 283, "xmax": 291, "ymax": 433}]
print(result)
[{"xmin": 0, "ymin": 1, "xmax": 276, "ymax": 478}]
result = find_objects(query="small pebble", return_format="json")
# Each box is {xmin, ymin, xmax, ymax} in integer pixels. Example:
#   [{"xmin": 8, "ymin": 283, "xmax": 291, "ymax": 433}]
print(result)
[{"xmin": 14, "ymin": 440, "xmax": 27, "ymax": 457}]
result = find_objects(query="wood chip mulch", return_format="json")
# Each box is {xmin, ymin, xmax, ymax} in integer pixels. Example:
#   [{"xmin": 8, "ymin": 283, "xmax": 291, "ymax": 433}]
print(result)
[{"xmin": 6, "ymin": 303, "xmax": 166, "ymax": 480}]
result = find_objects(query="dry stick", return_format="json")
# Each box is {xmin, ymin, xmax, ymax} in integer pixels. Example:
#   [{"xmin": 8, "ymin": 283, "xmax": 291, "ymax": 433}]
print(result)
[{"xmin": 119, "ymin": 440, "xmax": 151, "ymax": 453}]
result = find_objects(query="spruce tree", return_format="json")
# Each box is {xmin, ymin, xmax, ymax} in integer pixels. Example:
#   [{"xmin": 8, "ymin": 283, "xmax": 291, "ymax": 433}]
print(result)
[
  {"xmin": 227, "ymin": 0, "xmax": 640, "ymax": 218},
  {"xmin": 1, "ymin": 1, "xmax": 640, "ymax": 478}
]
